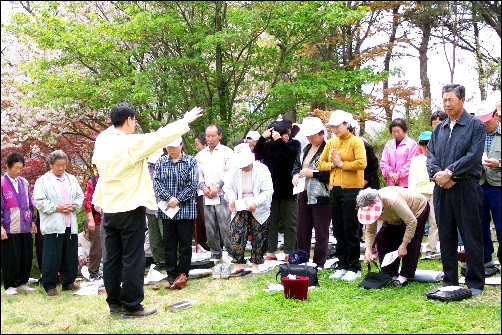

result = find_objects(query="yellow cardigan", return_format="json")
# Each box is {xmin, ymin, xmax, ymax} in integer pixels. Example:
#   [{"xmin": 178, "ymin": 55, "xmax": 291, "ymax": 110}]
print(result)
[{"xmin": 316, "ymin": 132, "xmax": 367, "ymax": 189}]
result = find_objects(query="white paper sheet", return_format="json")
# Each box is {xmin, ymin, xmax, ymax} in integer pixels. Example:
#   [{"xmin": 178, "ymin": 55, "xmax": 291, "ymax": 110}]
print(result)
[
  {"xmin": 234, "ymin": 198, "xmax": 249, "ymax": 211},
  {"xmin": 204, "ymin": 196, "xmax": 220, "ymax": 205},
  {"xmin": 293, "ymin": 177, "xmax": 306, "ymax": 195},
  {"xmin": 381, "ymin": 250, "xmax": 399, "ymax": 268},
  {"xmin": 157, "ymin": 200, "xmax": 179, "ymax": 218}
]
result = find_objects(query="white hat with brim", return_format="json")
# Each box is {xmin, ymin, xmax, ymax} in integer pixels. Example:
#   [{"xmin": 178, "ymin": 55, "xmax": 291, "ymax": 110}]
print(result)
[
  {"xmin": 474, "ymin": 101, "xmax": 495, "ymax": 123},
  {"xmin": 325, "ymin": 110, "xmax": 354, "ymax": 127},
  {"xmin": 165, "ymin": 136, "xmax": 183, "ymax": 148},
  {"xmin": 233, "ymin": 143, "xmax": 255, "ymax": 169},
  {"xmin": 357, "ymin": 200, "xmax": 384, "ymax": 225},
  {"xmin": 245, "ymin": 131, "xmax": 261, "ymax": 141},
  {"xmin": 297, "ymin": 117, "xmax": 326, "ymax": 137}
]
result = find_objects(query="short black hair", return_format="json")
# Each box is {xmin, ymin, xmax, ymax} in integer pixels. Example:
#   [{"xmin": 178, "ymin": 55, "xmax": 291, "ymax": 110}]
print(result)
[
  {"xmin": 388, "ymin": 118, "xmax": 408, "ymax": 133},
  {"xmin": 418, "ymin": 139, "xmax": 429, "ymax": 146},
  {"xmin": 268, "ymin": 120, "xmax": 288, "ymax": 136},
  {"xmin": 195, "ymin": 132, "xmax": 207, "ymax": 145},
  {"xmin": 5, "ymin": 151, "xmax": 25, "ymax": 168},
  {"xmin": 430, "ymin": 111, "xmax": 448, "ymax": 126},
  {"xmin": 442, "ymin": 84, "xmax": 465, "ymax": 99},
  {"xmin": 110, "ymin": 102, "xmax": 137, "ymax": 127}
]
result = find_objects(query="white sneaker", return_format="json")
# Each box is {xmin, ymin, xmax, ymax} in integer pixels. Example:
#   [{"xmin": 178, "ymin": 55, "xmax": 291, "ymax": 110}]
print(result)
[
  {"xmin": 212, "ymin": 264, "xmax": 222, "ymax": 279},
  {"xmin": 220, "ymin": 263, "xmax": 231, "ymax": 279},
  {"xmin": 16, "ymin": 284, "xmax": 35, "ymax": 292},
  {"xmin": 5, "ymin": 287, "xmax": 18, "ymax": 295},
  {"xmin": 341, "ymin": 270, "xmax": 361, "ymax": 281},
  {"xmin": 329, "ymin": 269, "xmax": 347, "ymax": 279}
]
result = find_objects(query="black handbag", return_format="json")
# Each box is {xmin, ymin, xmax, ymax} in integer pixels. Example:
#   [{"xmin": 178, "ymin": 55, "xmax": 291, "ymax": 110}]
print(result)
[
  {"xmin": 358, "ymin": 260, "xmax": 391, "ymax": 289},
  {"xmin": 276, "ymin": 263, "xmax": 319, "ymax": 286}
]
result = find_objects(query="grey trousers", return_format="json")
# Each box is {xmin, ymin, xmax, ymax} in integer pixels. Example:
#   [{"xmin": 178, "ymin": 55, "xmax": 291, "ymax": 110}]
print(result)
[
  {"xmin": 267, "ymin": 198, "xmax": 298, "ymax": 254},
  {"xmin": 204, "ymin": 195, "xmax": 232, "ymax": 259},
  {"xmin": 147, "ymin": 214, "xmax": 164, "ymax": 263}
]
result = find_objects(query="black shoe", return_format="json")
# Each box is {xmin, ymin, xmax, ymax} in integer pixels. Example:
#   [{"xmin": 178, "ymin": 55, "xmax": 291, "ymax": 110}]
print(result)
[
  {"xmin": 121, "ymin": 306, "xmax": 158, "ymax": 318},
  {"xmin": 110, "ymin": 304, "xmax": 124, "ymax": 317},
  {"xmin": 154, "ymin": 262, "xmax": 166, "ymax": 271},
  {"xmin": 62, "ymin": 283, "xmax": 79, "ymax": 291},
  {"xmin": 390, "ymin": 278, "xmax": 408, "ymax": 287}
]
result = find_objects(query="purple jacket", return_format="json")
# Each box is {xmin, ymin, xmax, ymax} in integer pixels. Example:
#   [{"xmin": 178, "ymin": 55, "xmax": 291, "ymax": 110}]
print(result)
[
  {"xmin": 380, "ymin": 135, "xmax": 418, "ymax": 188},
  {"xmin": 1, "ymin": 174, "xmax": 36, "ymax": 234}
]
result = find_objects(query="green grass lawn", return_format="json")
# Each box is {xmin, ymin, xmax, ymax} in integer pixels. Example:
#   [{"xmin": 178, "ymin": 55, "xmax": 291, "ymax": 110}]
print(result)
[{"xmin": 1, "ymin": 253, "xmax": 500, "ymax": 334}]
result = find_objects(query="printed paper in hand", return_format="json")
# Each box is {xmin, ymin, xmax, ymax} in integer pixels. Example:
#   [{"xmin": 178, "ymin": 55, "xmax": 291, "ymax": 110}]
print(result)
[
  {"xmin": 157, "ymin": 200, "xmax": 180, "ymax": 218},
  {"xmin": 204, "ymin": 196, "xmax": 220, "ymax": 205},
  {"xmin": 293, "ymin": 177, "xmax": 306, "ymax": 195},
  {"xmin": 381, "ymin": 250, "xmax": 399, "ymax": 268},
  {"xmin": 482, "ymin": 152, "xmax": 488, "ymax": 164},
  {"xmin": 234, "ymin": 198, "xmax": 249, "ymax": 211}
]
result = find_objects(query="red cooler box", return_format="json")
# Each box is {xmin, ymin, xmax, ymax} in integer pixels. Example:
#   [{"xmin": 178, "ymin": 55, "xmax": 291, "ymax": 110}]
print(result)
[{"xmin": 282, "ymin": 276, "xmax": 309, "ymax": 300}]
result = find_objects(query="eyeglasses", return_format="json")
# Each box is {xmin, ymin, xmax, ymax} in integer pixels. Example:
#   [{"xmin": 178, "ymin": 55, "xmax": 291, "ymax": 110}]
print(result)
[{"xmin": 246, "ymin": 137, "xmax": 253, "ymax": 140}]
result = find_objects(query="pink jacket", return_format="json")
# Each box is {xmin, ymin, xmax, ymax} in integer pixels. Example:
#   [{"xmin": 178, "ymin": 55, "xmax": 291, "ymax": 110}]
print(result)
[{"xmin": 379, "ymin": 135, "xmax": 418, "ymax": 188}]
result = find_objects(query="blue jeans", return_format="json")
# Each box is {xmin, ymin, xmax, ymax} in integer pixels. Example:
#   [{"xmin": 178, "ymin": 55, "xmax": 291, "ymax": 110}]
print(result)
[
  {"xmin": 103, "ymin": 207, "xmax": 146, "ymax": 312},
  {"xmin": 481, "ymin": 182, "xmax": 501, "ymax": 262}
]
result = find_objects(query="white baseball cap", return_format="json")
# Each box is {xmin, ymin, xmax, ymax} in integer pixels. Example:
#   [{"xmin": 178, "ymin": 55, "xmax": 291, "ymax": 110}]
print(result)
[
  {"xmin": 474, "ymin": 101, "xmax": 495, "ymax": 123},
  {"xmin": 325, "ymin": 110, "xmax": 354, "ymax": 127},
  {"xmin": 165, "ymin": 136, "xmax": 183, "ymax": 148}
]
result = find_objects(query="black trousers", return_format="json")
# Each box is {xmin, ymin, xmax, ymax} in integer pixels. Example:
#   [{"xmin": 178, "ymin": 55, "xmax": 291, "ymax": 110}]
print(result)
[
  {"xmin": 162, "ymin": 218, "xmax": 194, "ymax": 281},
  {"xmin": 330, "ymin": 187, "xmax": 362, "ymax": 272},
  {"xmin": 1, "ymin": 233, "xmax": 33, "ymax": 289},
  {"xmin": 103, "ymin": 207, "xmax": 146, "ymax": 312},
  {"xmin": 41, "ymin": 228, "xmax": 78, "ymax": 292},
  {"xmin": 376, "ymin": 203, "xmax": 429, "ymax": 278},
  {"xmin": 434, "ymin": 181, "xmax": 484, "ymax": 290}
]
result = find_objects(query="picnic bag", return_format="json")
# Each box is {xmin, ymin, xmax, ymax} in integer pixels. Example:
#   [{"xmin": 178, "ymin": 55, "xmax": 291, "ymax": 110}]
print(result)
[
  {"xmin": 276, "ymin": 263, "xmax": 319, "ymax": 286},
  {"xmin": 358, "ymin": 260, "xmax": 391, "ymax": 289}
]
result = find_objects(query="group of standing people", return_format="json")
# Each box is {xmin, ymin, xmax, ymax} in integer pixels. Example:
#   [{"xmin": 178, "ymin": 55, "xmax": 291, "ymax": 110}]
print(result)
[{"xmin": 1, "ymin": 83, "xmax": 500, "ymax": 316}]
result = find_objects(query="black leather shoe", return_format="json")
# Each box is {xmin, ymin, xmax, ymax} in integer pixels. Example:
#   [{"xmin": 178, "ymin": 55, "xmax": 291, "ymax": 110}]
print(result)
[{"xmin": 390, "ymin": 278, "xmax": 408, "ymax": 287}]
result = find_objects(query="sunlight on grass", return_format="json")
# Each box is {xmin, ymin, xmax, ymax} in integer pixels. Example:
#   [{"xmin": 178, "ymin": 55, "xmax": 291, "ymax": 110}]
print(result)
[{"xmin": 1, "ymin": 259, "xmax": 501, "ymax": 333}]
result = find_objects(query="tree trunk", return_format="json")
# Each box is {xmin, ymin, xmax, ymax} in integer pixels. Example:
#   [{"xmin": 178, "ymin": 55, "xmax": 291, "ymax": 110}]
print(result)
[
  {"xmin": 418, "ymin": 22, "xmax": 431, "ymax": 113},
  {"xmin": 473, "ymin": 21, "xmax": 486, "ymax": 100},
  {"xmin": 214, "ymin": 1, "xmax": 230, "ymax": 144},
  {"xmin": 383, "ymin": 6, "xmax": 400, "ymax": 122}
]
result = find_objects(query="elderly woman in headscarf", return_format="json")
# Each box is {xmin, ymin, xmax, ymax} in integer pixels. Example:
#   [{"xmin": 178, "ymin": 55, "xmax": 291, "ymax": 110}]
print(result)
[{"xmin": 356, "ymin": 186, "xmax": 429, "ymax": 287}]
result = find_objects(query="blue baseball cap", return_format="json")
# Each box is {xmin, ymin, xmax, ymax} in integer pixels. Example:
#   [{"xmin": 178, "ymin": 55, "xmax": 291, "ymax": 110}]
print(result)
[{"xmin": 418, "ymin": 131, "xmax": 432, "ymax": 142}]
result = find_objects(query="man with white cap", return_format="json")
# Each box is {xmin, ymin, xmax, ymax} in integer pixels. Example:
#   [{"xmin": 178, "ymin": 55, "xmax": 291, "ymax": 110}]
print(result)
[
  {"xmin": 317, "ymin": 110, "xmax": 367, "ymax": 281},
  {"xmin": 473, "ymin": 101, "xmax": 501, "ymax": 268},
  {"xmin": 292, "ymin": 116, "xmax": 331, "ymax": 269},
  {"xmin": 223, "ymin": 143, "xmax": 273, "ymax": 272},
  {"xmin": 153, "ymin": 136, "xmax": 198, "ymax": 289},
  {"xmin": 426, "ymin": 84, "xmax": 485, "ymax": 296},
  {"xmin": 356, "ymin": 187, "xmax": 430, "ymax": 287}
]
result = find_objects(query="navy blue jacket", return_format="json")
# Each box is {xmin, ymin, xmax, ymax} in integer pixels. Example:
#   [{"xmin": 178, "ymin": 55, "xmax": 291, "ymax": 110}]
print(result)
[{"xmin": 426, "ymin": 109, "xmax": 486, "ymax": 182}]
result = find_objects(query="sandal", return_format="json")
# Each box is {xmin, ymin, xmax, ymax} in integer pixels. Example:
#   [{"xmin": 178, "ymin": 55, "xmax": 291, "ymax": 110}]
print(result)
[{"xmin": 390, "ymin": 278, "xmax": 408, "ymax": 287}]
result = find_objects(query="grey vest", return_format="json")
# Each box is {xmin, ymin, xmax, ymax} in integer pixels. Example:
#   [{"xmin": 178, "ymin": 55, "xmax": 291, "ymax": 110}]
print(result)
[{"xmin": 480, "ymin": 131, "xmax": 501, "ymax": 186}]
